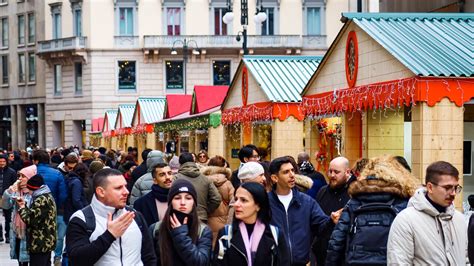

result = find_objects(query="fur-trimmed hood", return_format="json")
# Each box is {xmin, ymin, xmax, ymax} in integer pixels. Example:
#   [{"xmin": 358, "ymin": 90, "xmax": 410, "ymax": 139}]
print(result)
[
  {"xmin": 200, "ymin": 166, "xmax": 232, "ymax": 187},
  {"xmin": 295, "ymin": 174, "xmax": 314, "ymax": 191},
  {"xmin": 349, "ymin": 155, "xmax": 417, "ymax": 199}
]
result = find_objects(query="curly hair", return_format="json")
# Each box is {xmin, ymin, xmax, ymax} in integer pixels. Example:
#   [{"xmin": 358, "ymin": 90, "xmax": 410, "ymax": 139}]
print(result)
[{"xmin": 359, "ymin": 155, "xmax": 417, "ymax": 198}]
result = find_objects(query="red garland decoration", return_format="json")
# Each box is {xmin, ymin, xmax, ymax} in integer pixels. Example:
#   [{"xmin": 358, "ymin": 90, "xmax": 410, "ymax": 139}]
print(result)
[
  {"xmin": 222, "ymin": 103, "xmax": 273, "ymax": 125},
  {"xmin": 302, "ymin": 77, "xmax": 474, "ymax": 117}
]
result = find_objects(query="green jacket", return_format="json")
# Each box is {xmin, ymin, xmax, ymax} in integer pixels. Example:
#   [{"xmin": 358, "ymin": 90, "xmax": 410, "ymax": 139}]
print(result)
[{"xmin": 19, "ymin": 185, "xmax": 57, "ymax": 253}]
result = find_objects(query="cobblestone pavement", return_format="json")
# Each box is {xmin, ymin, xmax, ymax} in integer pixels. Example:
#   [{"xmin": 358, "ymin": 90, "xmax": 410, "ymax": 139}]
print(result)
[{"xmin": 0, "ymin": 214, "xmax": 17, "ymax": 266}]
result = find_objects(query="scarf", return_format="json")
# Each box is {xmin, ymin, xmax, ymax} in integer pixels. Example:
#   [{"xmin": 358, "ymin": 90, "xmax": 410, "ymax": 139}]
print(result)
[
  {"xmin": 13, "ymin": 189, "xmax": 29, "ymax": 239},
  {"xmin": 151, "ymin": 184, "xmax": 169, "ymax": 202},
  {"xmin": 239, "ymin": 219, "xmax": 265, "ymax": 266}
]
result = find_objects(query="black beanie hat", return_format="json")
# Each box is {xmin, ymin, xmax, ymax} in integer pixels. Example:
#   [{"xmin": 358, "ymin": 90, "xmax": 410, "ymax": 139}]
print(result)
[
  {"xmin": 168, "ymin": 179, "xmax": 197, "ymax": 205},
  {"xmin": 27, "ymin": 174, "xmax": 44, "ymax": 191}
]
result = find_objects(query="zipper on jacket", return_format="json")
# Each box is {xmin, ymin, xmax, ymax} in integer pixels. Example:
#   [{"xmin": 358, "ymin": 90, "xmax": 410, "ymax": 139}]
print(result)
[{"xmin": 231, "ymin": 243, "xmax": 248, "ymax": 265}]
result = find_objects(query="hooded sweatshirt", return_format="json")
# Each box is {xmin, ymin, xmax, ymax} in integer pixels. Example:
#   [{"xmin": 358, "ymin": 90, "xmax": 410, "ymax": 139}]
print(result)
[
  {"xmin": 387, "ymin": 188, "xmax": 466, "ymax": 265},
  {"xmin": 129, "ymin": 151, "xmax": 164, "ymax": 204},
  {"xmin": 175, "ymin": 162, "xmax": 222, "ymax": 222}
]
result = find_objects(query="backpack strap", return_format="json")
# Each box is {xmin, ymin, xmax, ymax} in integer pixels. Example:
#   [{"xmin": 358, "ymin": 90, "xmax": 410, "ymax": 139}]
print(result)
[
  {"xmin": 81, "ymin": 205, "xmax": 96, "ymax": 235},
  {"xmin": 198, "ymin": 223, "xmax": 206, "ymax": 238},
  {"xmin": 217, "ymin": 224, "xmax": 232, "ymax": 260}
]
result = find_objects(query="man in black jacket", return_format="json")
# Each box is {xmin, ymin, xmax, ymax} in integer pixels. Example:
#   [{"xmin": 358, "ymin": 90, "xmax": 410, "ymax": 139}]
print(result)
[
  {"xmin": 313, "ymin": 156, "xmax": 355, "ymax": 266},
  {"xmin": 66, "ymin": 168, "xmax": 156, "ymax": 265},
  {"xmin": 131, "ymin": 149, "xmax": 151, "ymax": 186},
  {"xmin": 230, "ymin": 144, "xmax": 259, "ymax": 189},
  {"xmin": 0, "ymin": 154, "xmax": 16, "ymax": 243}
]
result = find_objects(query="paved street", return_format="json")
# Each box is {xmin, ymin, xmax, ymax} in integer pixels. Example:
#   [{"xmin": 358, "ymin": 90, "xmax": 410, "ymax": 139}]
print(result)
[{"xmin": 0, "ymin": 214, "xmax": 16, "ymax": 266}]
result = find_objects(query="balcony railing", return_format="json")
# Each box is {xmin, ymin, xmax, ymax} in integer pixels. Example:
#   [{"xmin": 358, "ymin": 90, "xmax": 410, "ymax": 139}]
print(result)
[
  {"xmin": 144, "ymin": 35, "xmax": 327, "ymax": 50},
  {"xmin": 38, "ymin": 36, "xmax": 87, "ymax": 54},
  {"xmin": 114, "ymin": 36, "xmax": 139, "ymax": 48}
]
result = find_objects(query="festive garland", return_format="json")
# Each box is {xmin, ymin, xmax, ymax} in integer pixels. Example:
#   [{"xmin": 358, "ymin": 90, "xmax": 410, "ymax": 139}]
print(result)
[
  {"xmin": 302, "ymin": 77, "xmax": 474, "ymax": 117},
  {"xmin": 222, "ymin": 103, "xmax": 273, "ymax": 125},
  {"xmin": 155, "ymin": 115, "xmax": 209, "ymax": 132}
]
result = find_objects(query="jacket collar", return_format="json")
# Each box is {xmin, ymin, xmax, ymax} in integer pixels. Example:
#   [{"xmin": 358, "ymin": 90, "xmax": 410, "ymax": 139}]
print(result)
[
  {"xmin": 271, "ymin": 187, "xmax": 302, "ymax": 208},
  {"xmin": 90, "ymin": 195, "xmax": 122, "ymax": 219}
]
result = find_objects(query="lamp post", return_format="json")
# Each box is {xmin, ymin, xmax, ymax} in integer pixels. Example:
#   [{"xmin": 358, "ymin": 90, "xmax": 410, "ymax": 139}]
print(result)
[
  {"xmin": 171, "ymin": 38, "xmax": 200, "ymax": 94},
  {"xmin": 222, "ymin": 0, "xmax": 267, "ymax": 55}
]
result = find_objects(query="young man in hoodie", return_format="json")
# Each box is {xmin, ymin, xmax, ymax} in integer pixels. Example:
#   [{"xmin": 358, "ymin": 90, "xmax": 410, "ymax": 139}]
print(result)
[
  {"xmin": 17, "ymin": 174, "xmax": 57, "ymax": 266},
  {"xmin": 175, "ymin": 152, "xmax": 222, "ymax": 223},
  {"xmin": 129, "ymin": 150, "xmax": 165, "ymax": 204},
  {"xmin": 387, "ymin": 161, "xmax": 466, "ymax": 265}
]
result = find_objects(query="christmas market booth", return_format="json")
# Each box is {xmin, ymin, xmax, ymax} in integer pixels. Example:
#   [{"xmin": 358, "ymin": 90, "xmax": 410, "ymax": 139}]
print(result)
[
  {"xmin": 130, "ymin": 97, "xmax": 166, "ymax": 159},
  {"xmin": 221, "ymin": 56, "xmax": 322, "ymax": 169},
  {"xmin": 101, "ymin": 110, "xmax": 117, "ymax": 150},
  {"xmin": 89, "ymin": 117, "xmax": 104, "ymax": 148},
  {"xmin": 155, "ymin": 85, "xmax": 228, "ymax": 156},
  {"xmin": 114, "ymin": 104, "xmax": 135, "ymax": 152},
  {"xmin": 300, "ymin": 13, "xmax": 473, "ymax": 206}
]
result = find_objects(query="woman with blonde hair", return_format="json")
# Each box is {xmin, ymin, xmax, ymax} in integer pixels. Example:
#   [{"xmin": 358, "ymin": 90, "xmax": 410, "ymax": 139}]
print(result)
[{"xmin": 326, "ymin": 155, "xmax": 417, "ymax": 265}]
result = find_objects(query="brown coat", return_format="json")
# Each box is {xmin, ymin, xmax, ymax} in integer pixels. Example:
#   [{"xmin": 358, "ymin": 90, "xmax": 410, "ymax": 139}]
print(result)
[{"xmin": 201, "ymin": 166, "xmax": 234, "ymax": 246}]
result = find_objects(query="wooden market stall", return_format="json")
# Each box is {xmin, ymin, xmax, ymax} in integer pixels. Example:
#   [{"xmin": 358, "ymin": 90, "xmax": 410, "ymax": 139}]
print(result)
[
  {"xmin": 221, "ymin": 56, "xmax": 322, "ymax": 169},
  {"xmin": 300, "ymin": 13, "xmax": 473, "ymax": 207},
  {"xmin": 89, "ymin": 117, "xmax": 104, "ymax": 148},
  {"xmin": 130, "ymin": 97, "xmax": 166, "ymax": 161},
  {"xmin": 114, "ymin": 104, "xmax": 135, "ymax": 152},
  {"xmin": 101, "ymin": 110, "xmax": 117, "ymax": 150}
]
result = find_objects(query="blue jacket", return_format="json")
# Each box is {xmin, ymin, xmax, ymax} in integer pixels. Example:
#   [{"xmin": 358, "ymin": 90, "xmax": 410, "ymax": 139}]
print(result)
[
  {"xmin": 36, "ymin": 163, "xmax": 67, "ymax": 208},
  {"xmin": 269, "ymin": 188, "xmax": 331, "ymax": 265},
  {"xmin": 64, "ymin": 172, "xmax": 88, "ymax": 223}
]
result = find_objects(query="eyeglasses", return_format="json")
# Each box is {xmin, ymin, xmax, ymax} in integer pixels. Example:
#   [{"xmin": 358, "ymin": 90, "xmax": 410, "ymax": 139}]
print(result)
[
  {"xmin": 430, "ymin": 182, "xmax": 463, "ymax": 194},
  {"xmin": 198, "ymin": 155, "xmax": 206, "ymax": 158}
]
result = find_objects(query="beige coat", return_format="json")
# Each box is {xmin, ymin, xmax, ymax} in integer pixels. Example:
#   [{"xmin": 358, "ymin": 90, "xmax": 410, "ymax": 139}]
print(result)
[
  {"xmin": 387, "ymin": 188, "xmax": 467, "ymax": 265},
  {"xmin": 201, "ymin": 166, "xmax": 234, "ymax": 246}
]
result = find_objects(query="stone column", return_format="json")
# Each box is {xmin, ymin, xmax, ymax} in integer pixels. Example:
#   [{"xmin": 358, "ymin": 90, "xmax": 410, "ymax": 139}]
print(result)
[
  {"xmin": 17, "ymin": 105, "xmax": 26, "ymax": 149},
  {"xmin": 411, "ymin": 99, "xmax": 463, "ymax": 208},
  {"xmin": 10, "ymin": 105, "xmax": 18, "ymax": 149},
  {"xmin": 37, "ymin": 103, "xmax": 46, "ymax": 149},
  {"xmin": 366, "ymin": 109, "xmax": 404, "ymax": 158},
  {"xmin": 271, "ymin": 117, "xmax": 304, "ymax": 159}
]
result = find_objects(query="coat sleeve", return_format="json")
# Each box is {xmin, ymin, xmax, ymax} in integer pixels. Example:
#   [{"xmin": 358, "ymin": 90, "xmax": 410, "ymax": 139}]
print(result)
[
  {"xmin": 387, "ymin": 213, "xmax": 415, "ymax": 265},
  {"xmin": 18, "ymin": 196, "xmax": 49, "ymax": 225},
  {"xmin": 71, "ymin": 180, "xmax": 86, "ymax": 210},
  {"xmin": 2, "ymin": 189, "xmax": 14, "ymax": 210},
  {"xmin": 57, "ymin": 171, "xmax": 67, "ymax": 206},
  {"xmin": 136, "ymin": 212, "xmax": 157, "ymax": 266},
  {"xmin": 207, "ymin": 180, "xmax": 222, "ymax": 214},
  {"xmin": 325, "ymin": 205, "xmax": 351, "ymax": 265},
  {"xmin": 130, "ymin": 178, "xmax": 143, "ymax": 205},
  {"xmin": 171, "ymin": 224, "xmax": 212, "ymax": 266},
  {"xmin": 66, "ymin": 216, "xmax": 117, "ymax": 265},
  {"xmin": 309, "ymin": 197, "xmax": 332, "ymax": 236}
]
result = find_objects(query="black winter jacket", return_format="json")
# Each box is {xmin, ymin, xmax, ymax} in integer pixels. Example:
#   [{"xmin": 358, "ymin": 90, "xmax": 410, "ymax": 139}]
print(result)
[
  {"xmin": 212, "ymin": 222, "xmax": 290, "ymax": 266},
  {"xmin": 154, "ymin": 223, "xmax": 212, "ymax": 266},
  {"xmin": 468, "ymin": 215, "xmax": 474, "ymax": 263},
  {"xmin": 325, "ymin": 193, "xmax": 408, "ymax": 265},
  {"xmin": 0, "ymin": 166, "xmax": 16, "ymax": 195}
]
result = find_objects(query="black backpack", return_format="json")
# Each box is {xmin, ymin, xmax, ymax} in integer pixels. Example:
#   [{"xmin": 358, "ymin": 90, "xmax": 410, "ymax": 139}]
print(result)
[{"xmin": 345, "ymin": 198, "xmax": 399, "ymax": 265}]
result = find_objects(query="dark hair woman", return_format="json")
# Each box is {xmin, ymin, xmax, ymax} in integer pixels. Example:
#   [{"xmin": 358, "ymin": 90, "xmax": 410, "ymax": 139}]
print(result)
[
  {"xmin": 154, "ymin": 179, "xmax": 212, "ymax": 266},
  {"xmin": 213, "ymin": 182, "xmax": 289, "ymax": 266}
]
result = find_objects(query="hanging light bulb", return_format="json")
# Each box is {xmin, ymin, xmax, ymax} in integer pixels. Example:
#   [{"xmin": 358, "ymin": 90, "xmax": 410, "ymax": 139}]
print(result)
[
  {"xmin": 257, "ymin": 11, "xmax": 267, "ymax": 23},
  {"xmin": 222, "ymin": 11, "xmax": 234, "ymax": 24}
]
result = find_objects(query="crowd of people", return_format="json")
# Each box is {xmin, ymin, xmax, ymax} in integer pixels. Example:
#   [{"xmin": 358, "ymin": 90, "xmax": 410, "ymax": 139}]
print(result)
[{"xmin": 0, "ymin": 144, "xmax": 470, "ymax": 265}]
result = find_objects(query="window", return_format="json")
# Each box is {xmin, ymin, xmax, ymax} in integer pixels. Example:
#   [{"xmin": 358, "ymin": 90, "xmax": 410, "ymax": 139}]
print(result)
[
  {"xmin": 1, "ymin": 55, "xmax": 8, "ymax": 85},
  {"xmin": 118, "ymin": 60, "xmax": 136, "ymax": 90},
  {"xmin": 166, "ymin": 8, "xmax": 181, "ymax": 36},
  {"xmin": 213, "ymin": 61, "xmax": 230, "ymax": 85},
  {"xmin": 1, "ymin": 18, "xmax": 7, "ymax": 48},
  {"xmin": 18, "ymin": 53, "xmax": 25, "ymax": 83},
  {"xmin": 464, "ymin": 140, "xmax": 472, "ymax": 175},
  {"xmin": 28, "ymin": 53, "xmax": 35, "ymax": 82},
  {"xmin": 73, "ymin": 8, "xmax": 82, "ymax": 37},
  {"xmin": 0, "ymin": 0, "xmax": 6, "ymax": 4},
  {"xmin": 119, "ymin": 8, "xmax": 134, "ymax": 36},
  {"xmin": 74, "ymin": 62, "xmax": 82, "ymax": 93},
  {"xmin": 28, "ymin": 13, "xmax": 35, "ymax": 44},
  {"xmin": 261, "ymin": 8, "xmax": 274, "ymax": 35},
  {"xmin": 54, "ymin": 64, "xmax": 62, "ymax": 95},
  {"xmin": 18, "ymin": 15, "xmax": 25, "ymax": 45},
  {"xmin": 307, "ymin": 7, "xmax": 321, "ymax": 35},
  {"xmin": 165, "ymin": 61, "xmax": 183, "ymax": 90},
  {"xmin": 51, "ymin": 6, "xmax": 61, "ymax": 39},
  {"xmin": 214, "ymin": 8, "xmax": 227, "ymax": 35}
]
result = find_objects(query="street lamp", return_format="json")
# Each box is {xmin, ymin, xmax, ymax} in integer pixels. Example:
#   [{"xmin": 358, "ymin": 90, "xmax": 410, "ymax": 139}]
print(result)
[
  {"xmin": 222, "ymin": 0, "xmax": 267, "ymax": 55},
  {"xmin": 170, "ymin": 38, "xmax": 200, "ymax": 94}
]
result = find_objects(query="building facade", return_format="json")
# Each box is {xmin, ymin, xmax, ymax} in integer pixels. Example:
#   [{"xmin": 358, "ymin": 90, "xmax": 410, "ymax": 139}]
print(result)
[
  {"xmin": 0, "ymin": 0, "xmax": 46, "ymax": 150},
  {"xmin": 36, "ymin": 0, "xmax": 368, "ymax": 149}
]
